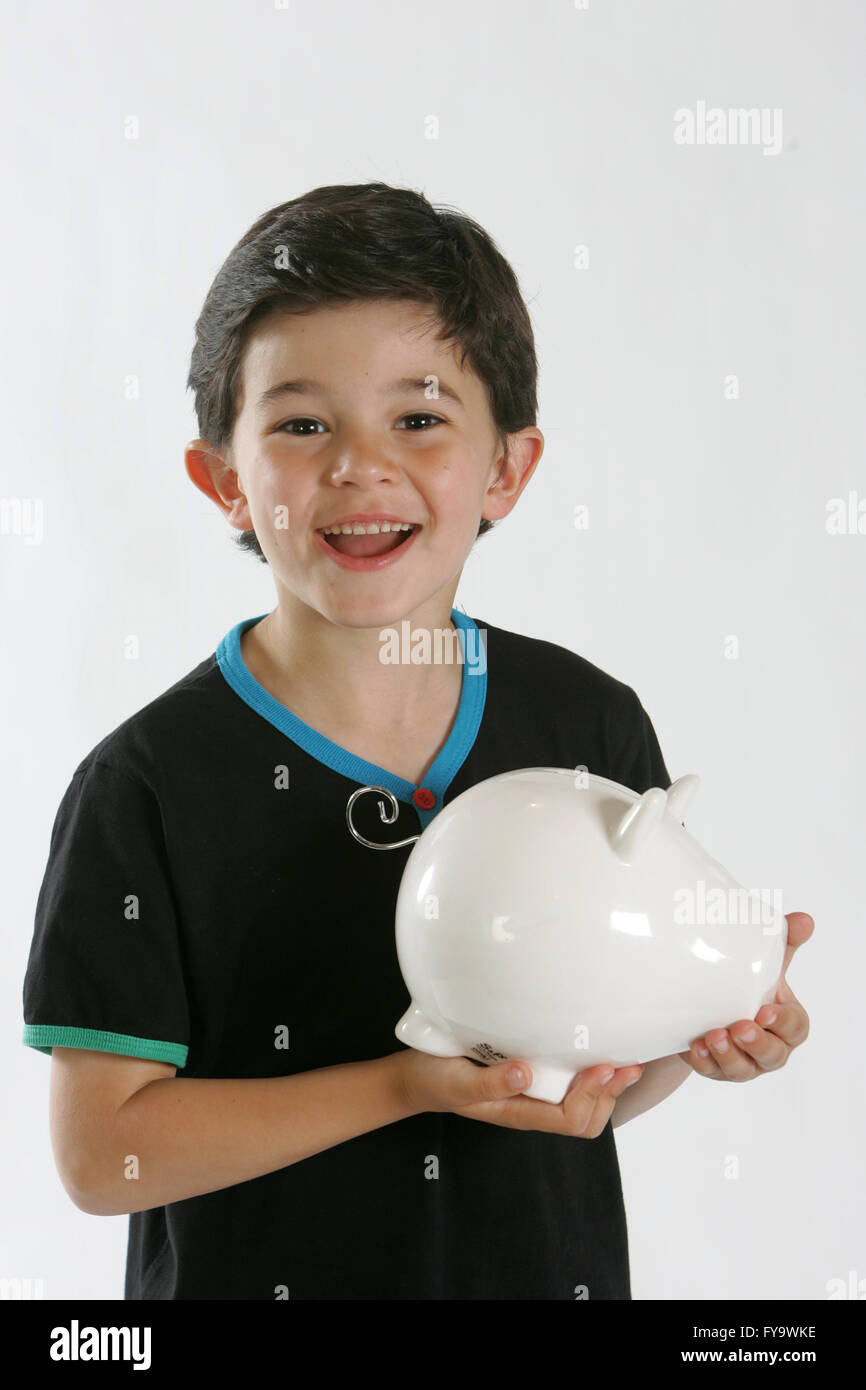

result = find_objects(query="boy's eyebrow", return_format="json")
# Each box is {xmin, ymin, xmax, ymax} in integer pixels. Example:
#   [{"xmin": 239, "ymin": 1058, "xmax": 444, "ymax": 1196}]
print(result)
[{"xmin": 256, "ymin": 377, "xmax": 465, "ymax": 411}]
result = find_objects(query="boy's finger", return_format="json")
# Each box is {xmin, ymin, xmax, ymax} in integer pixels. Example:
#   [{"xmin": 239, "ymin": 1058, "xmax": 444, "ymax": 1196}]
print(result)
[
  {"xmin": 566, "ymin": 1088, "xmax": 618, "ymax": 1138},
  {"xmin": 570, "ymin": 1064, "xmax": 643, "ymax": 1095},
  {"xmin": 563, "ymin": 1064, "xmax": 640, "ymax": 1133}
]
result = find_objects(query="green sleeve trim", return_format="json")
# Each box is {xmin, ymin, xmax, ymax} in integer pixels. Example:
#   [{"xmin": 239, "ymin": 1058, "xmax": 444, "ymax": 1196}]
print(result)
[{"xmin": 21, "ymin": 1024, "xmax": 188, "ymax": 1068}]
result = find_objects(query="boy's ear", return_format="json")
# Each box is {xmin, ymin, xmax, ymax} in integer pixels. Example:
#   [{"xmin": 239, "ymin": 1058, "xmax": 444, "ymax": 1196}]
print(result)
[
  {"xmin": 482, "ymin": 427, "xmax": 544, "ymax": 523},
  {"xmin": 184, "ymin": 441, "xmax": 252, "ymax": 532}
]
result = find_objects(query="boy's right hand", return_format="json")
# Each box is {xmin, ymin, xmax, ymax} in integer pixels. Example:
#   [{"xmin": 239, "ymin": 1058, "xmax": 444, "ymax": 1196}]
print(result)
[{"xmin": 394, "ymin": 1048, "xmax": 644, "ymax": 1139}]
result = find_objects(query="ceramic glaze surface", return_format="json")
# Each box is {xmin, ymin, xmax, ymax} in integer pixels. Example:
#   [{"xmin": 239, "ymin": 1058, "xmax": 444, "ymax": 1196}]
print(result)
[{"xmin": 392, "ymin": 770, "xmax": 787, "ymax": 1103}]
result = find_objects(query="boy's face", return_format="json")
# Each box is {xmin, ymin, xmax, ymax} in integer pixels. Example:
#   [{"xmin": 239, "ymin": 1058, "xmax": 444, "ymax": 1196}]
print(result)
[{"xmin": 187, "ymin": 299, "xmax": 542, "ymax": 630}]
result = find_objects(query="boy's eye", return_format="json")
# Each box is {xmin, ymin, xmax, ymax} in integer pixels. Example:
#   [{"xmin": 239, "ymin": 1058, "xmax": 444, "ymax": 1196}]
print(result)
[
  {"xmin": 277, "ymin": 418, "xmax": 325, "ymax": 436},
  {"xmin": 276, "ymin": 413, "xmax": 444, "ymax": 436},
  {"xmin": 395, "ymin": 413, "xmax": 444, "ymax": 430}
]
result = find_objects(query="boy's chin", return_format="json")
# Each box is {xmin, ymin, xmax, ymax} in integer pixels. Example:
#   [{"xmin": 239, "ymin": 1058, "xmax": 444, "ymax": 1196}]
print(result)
[{"xmin": 309, "ymin": 587, "xmax": 460, "ymax": 632}]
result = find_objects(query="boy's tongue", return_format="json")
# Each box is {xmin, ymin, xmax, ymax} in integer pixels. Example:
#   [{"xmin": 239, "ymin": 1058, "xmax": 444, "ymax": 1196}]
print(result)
[{"xmin": 326, "ymin": 528, "xmax": 411, "ymax": 558}]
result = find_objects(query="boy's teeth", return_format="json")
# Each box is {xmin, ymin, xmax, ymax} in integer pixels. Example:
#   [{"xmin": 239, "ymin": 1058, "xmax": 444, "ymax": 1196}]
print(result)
[{"xmin": 323, "ymin": 521, "xmax": 413, "ymax": 535}]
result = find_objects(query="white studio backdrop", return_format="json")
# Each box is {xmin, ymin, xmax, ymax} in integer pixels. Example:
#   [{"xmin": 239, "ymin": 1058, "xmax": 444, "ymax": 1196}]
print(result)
[{"xmin": 2, "ymin": 0, "xmax": 863, "ymax": 1301}]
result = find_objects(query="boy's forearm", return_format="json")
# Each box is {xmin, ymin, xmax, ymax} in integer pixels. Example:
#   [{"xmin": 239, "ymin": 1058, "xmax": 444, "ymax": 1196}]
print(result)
[
  {"xmin": 76, "ymin": 1052, "xmax": 415, "ymax": 1216},
  {"xmin": 610, "ymin": 1053, "xmax": 692, "ymax": 1128}
]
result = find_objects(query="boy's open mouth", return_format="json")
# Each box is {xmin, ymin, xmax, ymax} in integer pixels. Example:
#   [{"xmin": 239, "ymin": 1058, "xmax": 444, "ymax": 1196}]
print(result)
[{"xmin": 319, "ymin": 524, "xmax": 419, "ymax": 559}]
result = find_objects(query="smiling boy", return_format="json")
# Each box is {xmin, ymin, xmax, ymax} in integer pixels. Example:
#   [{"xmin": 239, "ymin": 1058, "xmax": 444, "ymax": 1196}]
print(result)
[
  {"xmin": 21, "ymin": 182, "xmax": 811, "ymax": 1300},
  {"xmin": 191, "ymin": 295, "xmax": 510, "ymax": 785}
]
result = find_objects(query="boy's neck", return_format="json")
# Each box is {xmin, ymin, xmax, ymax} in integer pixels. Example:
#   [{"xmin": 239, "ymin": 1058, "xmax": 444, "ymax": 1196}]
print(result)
[{"xmin": 240, "ymin": 594, "xmax": 466, "ymax": 738}]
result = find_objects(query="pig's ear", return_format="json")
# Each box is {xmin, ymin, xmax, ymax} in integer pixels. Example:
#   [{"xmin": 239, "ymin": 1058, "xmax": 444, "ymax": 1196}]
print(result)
[
  {"xmin": 611, "ymin": 787, "xmax": 668, "ymax": 863},
  {"xmin": 665, "ymin": 774, "xmax": 700, "ymax": 824}
]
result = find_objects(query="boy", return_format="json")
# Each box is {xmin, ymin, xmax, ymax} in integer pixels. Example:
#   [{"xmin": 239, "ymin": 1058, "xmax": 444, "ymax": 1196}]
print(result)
[{"xmin": 21, "ymin": 182, "xmax": 807, "ymax": 1301}]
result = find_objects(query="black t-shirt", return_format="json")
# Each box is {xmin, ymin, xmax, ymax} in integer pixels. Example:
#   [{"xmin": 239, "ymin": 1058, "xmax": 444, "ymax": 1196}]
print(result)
[{"xmin": 21, "ymin": 608, "xmax": 670, "ymax": 1300}]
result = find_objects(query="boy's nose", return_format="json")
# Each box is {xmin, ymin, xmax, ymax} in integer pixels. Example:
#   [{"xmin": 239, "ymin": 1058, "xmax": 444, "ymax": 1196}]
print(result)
[{"xmin": 326, "ymin": 436, "xmax": 405, "ymax": 484}]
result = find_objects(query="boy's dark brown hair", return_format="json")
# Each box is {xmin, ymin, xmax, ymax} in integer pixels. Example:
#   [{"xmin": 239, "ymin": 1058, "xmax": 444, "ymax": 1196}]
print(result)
[{"xmin": 187, "ymin": 181, "xmax": 538, "ymax": 562}]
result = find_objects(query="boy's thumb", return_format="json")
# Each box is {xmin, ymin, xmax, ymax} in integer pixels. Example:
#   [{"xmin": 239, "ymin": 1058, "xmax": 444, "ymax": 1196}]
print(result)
[
  {"xmin": 501, "ymin": 1062, "xmax": 530, "ymax": 1093},
  {"xmin": 459, "ymin": 1058, "xmax": 531, "ymax": 1102}
]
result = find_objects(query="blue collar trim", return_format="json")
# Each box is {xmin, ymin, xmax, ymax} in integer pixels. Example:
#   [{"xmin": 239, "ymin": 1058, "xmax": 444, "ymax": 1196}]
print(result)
[{"xmin": 215, "ymin": 609, "xmax": 487, "ymax": 831}]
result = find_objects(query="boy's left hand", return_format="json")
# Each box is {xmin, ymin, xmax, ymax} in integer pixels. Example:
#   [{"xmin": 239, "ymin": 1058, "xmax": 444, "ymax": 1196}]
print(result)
[{"xmin": 678, "ymin": 912, "xmax": 814, "ymax": 1080}]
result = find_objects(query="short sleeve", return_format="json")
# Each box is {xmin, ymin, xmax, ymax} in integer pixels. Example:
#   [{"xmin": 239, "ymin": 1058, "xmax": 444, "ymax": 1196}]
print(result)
[
  {"xmin": 609, "ymin": 689, "xmax": 672, "ymax": 797},
  {"xmin": 21, "ymin": 758, "xmax": 190, "ymax": 1068}
]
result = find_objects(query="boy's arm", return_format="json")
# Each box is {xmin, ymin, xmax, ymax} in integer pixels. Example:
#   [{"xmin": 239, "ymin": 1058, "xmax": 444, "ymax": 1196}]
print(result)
[
  {"xmin": 610, "ymin": 1053, "xmax": 692, "ymax": 1129},
  {"xmin": 53, "ymin": 1047, "xmax": 414, "ymax": 1216}
]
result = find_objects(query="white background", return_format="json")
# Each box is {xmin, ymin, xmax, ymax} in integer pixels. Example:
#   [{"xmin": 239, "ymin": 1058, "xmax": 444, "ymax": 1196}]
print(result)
[{"xmin": 2, "ymin": 0, "xmax": 864, "ymax": 1301}]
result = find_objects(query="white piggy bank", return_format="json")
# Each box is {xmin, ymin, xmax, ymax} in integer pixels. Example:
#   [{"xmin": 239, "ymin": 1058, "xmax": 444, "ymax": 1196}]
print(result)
[{"xmin": 346, "ymin": 770, "xmax": 788, "ymax": 1103}]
